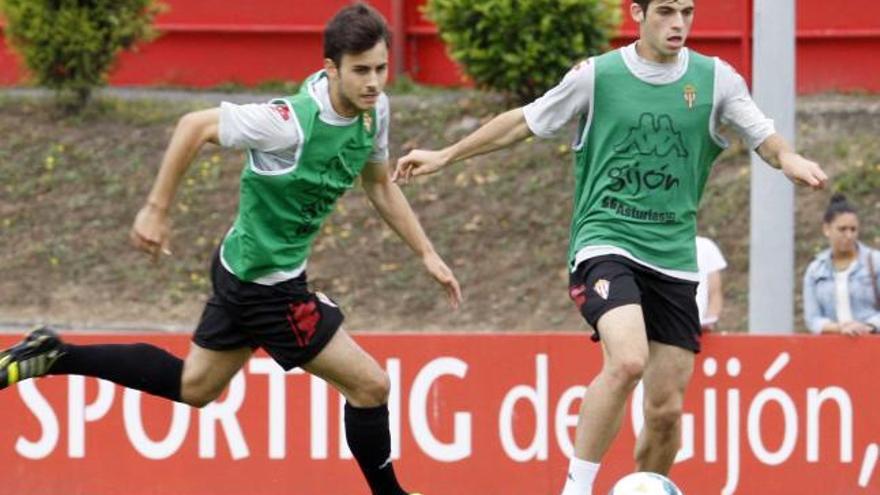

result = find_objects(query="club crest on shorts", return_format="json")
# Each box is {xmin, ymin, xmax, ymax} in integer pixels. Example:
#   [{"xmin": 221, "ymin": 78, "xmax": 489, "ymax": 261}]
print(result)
[
  {"xmin": 593, "ymin": 279, "xmax": 610, "ymax": 300},
  {"xmin": 362, "ymin": 112, "xmax": 373, "ymax": 133},
  {"xmin": 683, "ymin": 84, "xmax": 697, "ymax": 109}
]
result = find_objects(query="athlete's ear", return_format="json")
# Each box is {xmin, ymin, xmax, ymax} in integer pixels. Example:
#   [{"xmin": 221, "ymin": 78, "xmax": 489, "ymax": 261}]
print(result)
[
  {"xmin": 324, "ymin": 58, "xmax": 338, "ymax": 79},
  {"xmin": 630, "ymin": 3, "xmax": 646, "ymax": 23}
]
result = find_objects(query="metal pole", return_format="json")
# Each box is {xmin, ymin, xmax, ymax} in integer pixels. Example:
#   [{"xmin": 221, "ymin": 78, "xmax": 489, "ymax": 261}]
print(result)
[{"xmin": 748, "ymin": 0, "xmax": 796, "ymax": 333}]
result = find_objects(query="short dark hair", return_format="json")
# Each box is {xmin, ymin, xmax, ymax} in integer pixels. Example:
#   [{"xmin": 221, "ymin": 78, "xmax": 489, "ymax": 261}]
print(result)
[
  {"xmin": 823, "ymin": 193, "xmax": 857, "ymax": 224},
  {"xmin": 323, "ymin": 3, "xmax": 391, "ymax": 68},
  {"xmin": 633, "ymin": 0, "xmax": 654, "ymax": 11}
]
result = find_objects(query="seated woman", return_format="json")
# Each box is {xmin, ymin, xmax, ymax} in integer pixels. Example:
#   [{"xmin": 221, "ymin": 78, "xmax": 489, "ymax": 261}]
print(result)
[{"xmin": 803, "ymin": 193, "xmax": 880, "ymax": 335}]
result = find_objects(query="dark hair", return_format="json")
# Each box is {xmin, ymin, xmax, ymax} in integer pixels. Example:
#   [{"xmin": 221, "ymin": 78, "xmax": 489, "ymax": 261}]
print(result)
[
  {"xmin": 823, "ymin": 193, "xmax": 858, "ymax": 224},
  {"xmin": 633, "ymin": 0, "xmax": 654, "ymax": 11},
  {"xmin": 323, "ymin": 2, "xmax": 391, "ymax": 68}
]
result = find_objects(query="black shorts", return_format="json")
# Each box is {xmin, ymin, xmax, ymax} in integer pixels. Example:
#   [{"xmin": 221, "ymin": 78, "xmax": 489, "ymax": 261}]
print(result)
[
  {"xmin": 568, "ymin": 255, "xmax": 701, "ymax": 353},
  {"xmin": 193, "ymin": 251, "xmax": 344, "ymax": 370}
]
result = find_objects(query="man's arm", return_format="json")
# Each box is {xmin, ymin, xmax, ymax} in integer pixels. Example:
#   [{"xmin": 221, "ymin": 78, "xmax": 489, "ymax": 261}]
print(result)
[
  {"xmin": 393, "ymin": 108, "xmax": 532, "ymax": 182},
  {"xmin": 755, "ymin": 133, "xmax": 827, "ymax": 189},
  {"xmin": 714, "ymin": 60, "xmax": 827, "ymax": 190},
  {"xmin": 362, "ymin": 161, "xmax": 462, "ymax": 308},
  {"xmin": 130, "ymin": 108, "xmax": 220, "ymax": 260},
  {"xmin": 394, "ymin": 59, "xmax": 593, "ymax": 182}
]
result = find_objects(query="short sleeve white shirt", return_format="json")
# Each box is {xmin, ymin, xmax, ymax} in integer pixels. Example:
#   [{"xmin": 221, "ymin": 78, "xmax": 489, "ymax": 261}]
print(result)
[
  {"xmin": 218, "ymin": 74, "xmax": 390, "ymax": 165},
  {"xmin": 522, "ymin": 43, "xmax": 776, "ymax": 150}
]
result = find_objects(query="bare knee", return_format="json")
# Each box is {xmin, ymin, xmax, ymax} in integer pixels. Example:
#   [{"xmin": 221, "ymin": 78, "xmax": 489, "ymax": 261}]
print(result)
[
  {"xmin": 644, "ymin": 402, "xmax": 684, "ymax": 434},
  {"xmin": 606, "ymin": 356, "xmax": 646, "ymax": 389},
  {"xmin": 181, "ymin": 373, "xmax": 226, "ymax": 408},
  {"xmin": 346, "ymin": 371, "xmax": 391, "ymax": 408}
]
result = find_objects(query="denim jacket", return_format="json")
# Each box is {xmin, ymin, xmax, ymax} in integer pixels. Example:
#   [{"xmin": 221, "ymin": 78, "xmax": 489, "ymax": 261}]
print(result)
[{"xmin": 802, "ymin": 243, "xmax": 880, "ymax": 334}]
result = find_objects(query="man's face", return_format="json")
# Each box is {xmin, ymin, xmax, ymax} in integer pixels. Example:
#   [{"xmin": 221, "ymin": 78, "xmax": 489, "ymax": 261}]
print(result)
[
  {"xmin": 823, "ymin": 212, "xmax": 860, "ymax": 256},
  {"xmin": 325, "ymin": 41, "xmax": 389, "ymax": 116},
  {"xmin": 632, "ymin": 0, "xmax": 695, "ymax": 60}
]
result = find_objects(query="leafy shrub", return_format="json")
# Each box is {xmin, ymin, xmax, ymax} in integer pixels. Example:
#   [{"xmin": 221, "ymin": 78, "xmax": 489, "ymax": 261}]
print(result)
[
  {"xmin": 426, "ymin": 0, "xmax": 621, "ymax": 102},
  {"xmin": 0, "ymin": 0, "xmax": 162, "ymax": 111},
  {"xmin": 834, "ymin": 160, "xmax": 880, "ymax": 198}
]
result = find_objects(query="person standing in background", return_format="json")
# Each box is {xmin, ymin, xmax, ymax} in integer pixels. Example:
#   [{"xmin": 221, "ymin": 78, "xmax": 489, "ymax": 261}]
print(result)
[{"xmin": 803, "ymin": 193, "xmax": 880, "ymax": 335}]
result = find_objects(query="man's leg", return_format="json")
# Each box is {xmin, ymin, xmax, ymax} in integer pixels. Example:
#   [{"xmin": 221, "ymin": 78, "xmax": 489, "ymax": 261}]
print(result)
[
  {"xmin": 561, "ymin": 304, "xmax": 649, "ymax": 495},
  {"xmin": 178, "ymin": 343, "xmax": 253, "ymax": 407},
  {"xmin": 53, "ymin": 339, "xmax": 251, "ymax": 407},
  {"xmin": 634, "ymin": 341, "xmax": 695, "ymax": 474},
  {"xmin": 302, "ymin": 327, "xmax": 412, "ymax": 495},
  {"xmin": 1, "ymin": 326, "xmax": 251, "ymax": 407}
]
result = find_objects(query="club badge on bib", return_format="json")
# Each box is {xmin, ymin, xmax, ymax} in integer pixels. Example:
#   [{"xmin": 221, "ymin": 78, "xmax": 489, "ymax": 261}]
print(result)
[
  {"xmin": 683, "ymin": 84, "xmax": 697, "ymax": 110},
  {"xmin": 362, "ymin": 112, "xmax": 373, "ymax": 134}
]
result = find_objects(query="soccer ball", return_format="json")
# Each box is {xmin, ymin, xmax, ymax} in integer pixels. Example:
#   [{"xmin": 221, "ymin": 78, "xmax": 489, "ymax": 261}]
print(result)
[{"xmin": 608, "ymin": 472, "xmax": 683, "ymax": 495}]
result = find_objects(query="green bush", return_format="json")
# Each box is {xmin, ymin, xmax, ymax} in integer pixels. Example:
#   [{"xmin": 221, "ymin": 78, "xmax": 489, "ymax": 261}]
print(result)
[
  {"xmin": 426, "ymin": 0, "xmax": 621, "ymax": 103},
  {"xmin": 0, "ymin": 0, "xmax": 162, "ymax": 111}
]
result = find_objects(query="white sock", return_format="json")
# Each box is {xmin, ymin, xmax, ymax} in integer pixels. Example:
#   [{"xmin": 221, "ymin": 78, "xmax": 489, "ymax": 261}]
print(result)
[{"xmin": 560, "ymin": 457, "xmax": 600, "ymax": 495}]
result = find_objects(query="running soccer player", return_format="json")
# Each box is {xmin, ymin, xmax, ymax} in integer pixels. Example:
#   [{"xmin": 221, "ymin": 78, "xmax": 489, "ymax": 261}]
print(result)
[
  {"xmin": 393, "ymin": 1, "xmax": 826, "ymax": 493},
  {"xmin": 0, "ymin": 4, "xmax": 458, "ymax": 495}
]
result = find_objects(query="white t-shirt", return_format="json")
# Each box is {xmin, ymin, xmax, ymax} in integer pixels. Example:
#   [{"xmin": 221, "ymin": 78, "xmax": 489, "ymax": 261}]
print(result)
[
  {"xmin": 696, "ymin": 236, "xmax": 728, "ymax": 325},
  {"xmin": 834, "ymin": 262, "xmax": 856, "ymax": 323},
  {"xmin": 218, "ymin": 74, "xmax": 390, "ymax": 166}
]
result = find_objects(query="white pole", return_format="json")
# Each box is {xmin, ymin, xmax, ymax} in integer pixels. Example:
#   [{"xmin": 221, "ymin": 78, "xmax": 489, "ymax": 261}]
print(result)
[{"xmin": 749, "ymin": 0, "xmax": 796, "ymax": 333}]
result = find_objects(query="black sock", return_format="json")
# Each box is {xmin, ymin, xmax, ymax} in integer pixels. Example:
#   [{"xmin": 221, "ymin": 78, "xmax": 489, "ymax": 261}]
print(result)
[
  {"xmin": 49, "ymin": 343, "xmax": 183, "ymax": 402},
  {"xmin": 344, "ymin": 403, "xmax": 408, "ymax": 495}
]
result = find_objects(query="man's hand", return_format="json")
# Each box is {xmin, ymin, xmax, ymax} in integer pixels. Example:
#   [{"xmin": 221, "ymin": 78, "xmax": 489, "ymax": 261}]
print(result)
[
  {"xmin": 392, "ymin": 149, "xmax": 451, "ymax": 184},
  {"xmin": 392, "ymin": 108, "xmax": 532, "ymax": 184},
  {"xmin": 422, "ymin": 251, "xmax": 462, "ymax": 310},
  {"xmin": 130, "ymin": 203, "xmax": 172, "ymax": 262},
  {"xmin": 779, "ymin": 152, "xmax": 827, "ymax": 190}
]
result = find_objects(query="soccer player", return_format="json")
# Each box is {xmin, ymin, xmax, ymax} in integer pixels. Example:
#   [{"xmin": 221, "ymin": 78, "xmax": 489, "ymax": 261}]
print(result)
[
  {"xmin": 393, "ymin": 0, "xmax": 826, "ymax": 493},
  {"xmin": 0, "ymin": 4, "xmax": 458, "ymax": 495}
]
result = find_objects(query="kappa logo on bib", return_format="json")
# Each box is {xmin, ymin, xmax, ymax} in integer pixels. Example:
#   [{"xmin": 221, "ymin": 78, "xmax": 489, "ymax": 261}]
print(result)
[{"xmin": 613, "ymin": 113, "xmax": 688, "ymax": 158}]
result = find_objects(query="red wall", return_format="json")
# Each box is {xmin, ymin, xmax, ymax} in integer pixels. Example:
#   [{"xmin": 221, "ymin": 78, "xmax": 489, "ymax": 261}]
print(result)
[
  {"xmin": 2, "ymin": 332, "xmax": 879, "ymax": 494},
  {"xmin": 0, "ymin": 0, "xmax": 878, "ymax": 93}
]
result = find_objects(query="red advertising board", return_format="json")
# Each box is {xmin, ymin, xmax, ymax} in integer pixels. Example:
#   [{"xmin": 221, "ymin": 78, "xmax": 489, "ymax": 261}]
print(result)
[{"xmin": 0, "ymin": 333, "xmax": 878, "ymax": 494}]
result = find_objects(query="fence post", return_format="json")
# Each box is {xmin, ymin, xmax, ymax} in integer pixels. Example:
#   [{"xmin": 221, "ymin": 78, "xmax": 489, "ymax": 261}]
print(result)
[{"xmin": 749, "ymin": 0, "xmax": 796, "ymax": 334}]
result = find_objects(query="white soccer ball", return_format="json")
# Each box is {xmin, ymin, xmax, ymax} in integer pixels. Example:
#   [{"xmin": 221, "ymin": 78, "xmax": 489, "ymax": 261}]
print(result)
[{"xmin": 608, "ymin": 472, "xmax": 683, "ymax": 495}]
